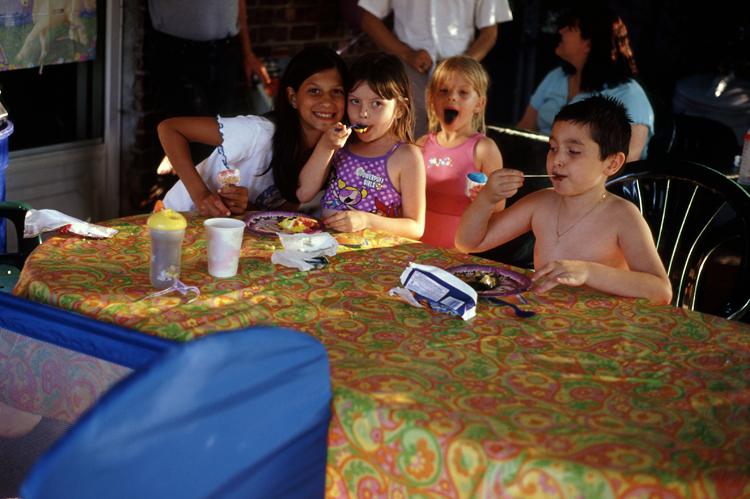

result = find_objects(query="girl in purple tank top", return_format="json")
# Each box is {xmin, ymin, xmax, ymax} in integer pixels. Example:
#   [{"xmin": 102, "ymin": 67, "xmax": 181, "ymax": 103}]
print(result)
[
  {"xmin": 297, "ymin": 52, "xmax": 426, "ymax": 241},
  {"xmin": 416, "ymin": 56, "xmax": 511, "ymax": 249}
]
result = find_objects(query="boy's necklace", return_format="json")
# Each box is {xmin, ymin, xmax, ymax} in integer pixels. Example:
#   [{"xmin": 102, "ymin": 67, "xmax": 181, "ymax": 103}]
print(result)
[{"xmin": 555, "ymin": 193, "xmax": 607, "ymax": 245}]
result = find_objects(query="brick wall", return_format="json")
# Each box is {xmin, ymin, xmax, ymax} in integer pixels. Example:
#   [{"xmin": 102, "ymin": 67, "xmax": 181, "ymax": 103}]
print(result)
[{"xmin": 120, "ymin": 0, "xmax": 379, "ymax": 217}]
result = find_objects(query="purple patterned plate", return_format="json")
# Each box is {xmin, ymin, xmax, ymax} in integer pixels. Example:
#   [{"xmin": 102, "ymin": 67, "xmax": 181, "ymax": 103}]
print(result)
[
  {"xmin": 244, "ymin": 211, "xmax": 324, "ymax": 237},
  {"xmin": 446, "ymin": 265, "xmax": 532, "ymax": 297}
]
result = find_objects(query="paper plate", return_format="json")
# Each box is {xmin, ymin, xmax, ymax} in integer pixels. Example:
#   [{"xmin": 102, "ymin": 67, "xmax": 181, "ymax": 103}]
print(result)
[
  {"xmin": 244, "ymin": 211, "xmax": 324, "ymax": 237},
  {"xmin": 446, "ymin": 265, "xmax": 532, "ymax": 297}
]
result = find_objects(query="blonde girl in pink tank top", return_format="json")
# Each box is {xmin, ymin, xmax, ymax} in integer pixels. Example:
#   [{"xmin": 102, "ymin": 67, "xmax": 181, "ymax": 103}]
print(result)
[{"xmin": 417, "ymin": 56, "xmax": 509, "ymax": 249}]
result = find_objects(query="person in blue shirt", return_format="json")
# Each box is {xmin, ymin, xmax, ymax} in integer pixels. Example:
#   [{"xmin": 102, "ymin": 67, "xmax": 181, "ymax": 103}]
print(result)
[{"xmin": 517, "ymin": 5, "xmax": 654, "ymax": 161}]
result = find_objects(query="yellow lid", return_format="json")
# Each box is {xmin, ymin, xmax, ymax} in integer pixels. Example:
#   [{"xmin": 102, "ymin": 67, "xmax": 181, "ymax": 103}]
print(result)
[{"xmin": 147, "ymin": 209, "xmax": 187, "ymax": 231}]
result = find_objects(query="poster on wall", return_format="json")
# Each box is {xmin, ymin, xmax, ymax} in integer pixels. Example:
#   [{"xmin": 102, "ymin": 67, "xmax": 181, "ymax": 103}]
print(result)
[{"xmin": 0, "ymin": 0, "xmax": 97, "ymax": 72}]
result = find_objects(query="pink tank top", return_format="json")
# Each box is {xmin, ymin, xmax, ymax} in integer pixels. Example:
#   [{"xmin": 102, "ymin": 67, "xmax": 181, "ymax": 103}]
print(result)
[
  {"xmin": 422, "ymin": 133, "xmax": 484, "ymax": 215},
  {"xmin": 420, "ymin": 133, "xmax": 484, "ymax": 249}
]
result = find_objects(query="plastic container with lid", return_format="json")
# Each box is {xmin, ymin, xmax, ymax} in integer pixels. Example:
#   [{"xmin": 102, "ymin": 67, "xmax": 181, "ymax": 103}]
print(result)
[{"xmin": 147, "ymin": 209, "xmax": 187, "ymax": 289}]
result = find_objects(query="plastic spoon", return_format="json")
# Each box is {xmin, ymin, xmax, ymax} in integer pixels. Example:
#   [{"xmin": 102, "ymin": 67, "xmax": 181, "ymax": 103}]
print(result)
[{"xmin": 484, "ymin": 297, "xmax": 536, "ymax": 318}]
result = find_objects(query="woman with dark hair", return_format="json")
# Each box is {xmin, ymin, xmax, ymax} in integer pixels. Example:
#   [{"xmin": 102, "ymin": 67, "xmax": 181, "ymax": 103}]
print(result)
[
  {"xmin": 517, "ymin": 5, "xmax": 654, "ymax": 161},
  {"xmin": 159, "ymin": 46, "xmax": 348, "ymax": 217}
]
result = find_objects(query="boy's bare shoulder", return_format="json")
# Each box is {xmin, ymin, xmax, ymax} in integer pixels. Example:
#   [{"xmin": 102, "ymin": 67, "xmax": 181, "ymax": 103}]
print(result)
[
  {"xmin": 607, "ymin": 193, "xmax": 642, "ymax": 217},
  {"xmin": 525, "ymin": 187, "xmax": 559, "ymax": 205},
  {"xmin": 510, "ymin": 187, "xmax": 558, "ymax": 216}
]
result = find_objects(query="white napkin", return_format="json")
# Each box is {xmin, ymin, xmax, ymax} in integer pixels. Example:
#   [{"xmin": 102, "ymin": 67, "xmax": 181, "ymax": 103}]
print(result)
[
  {"xmin": 271, "ymin": 232, "xmax": 339, "ymax": 271},
  {"xmin": 24, "ymin": 209, "xmax": 118, "ymax": 239}
]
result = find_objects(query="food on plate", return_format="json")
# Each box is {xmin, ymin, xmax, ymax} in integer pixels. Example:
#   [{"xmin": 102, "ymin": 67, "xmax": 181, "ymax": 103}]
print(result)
[
  {"xmin": 279, "ymin": 216, "xmax": 320, "ymax": 233},
  {"xmin": 217, "ymin": 169, "xmax": 242, "ymax": 186},
  {"xmin": 453, "ymin": 270, "xmax": 498, "ymax": 291}
]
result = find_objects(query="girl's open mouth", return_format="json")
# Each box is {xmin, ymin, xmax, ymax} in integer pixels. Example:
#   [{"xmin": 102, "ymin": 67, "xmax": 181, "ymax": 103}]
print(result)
[{"xmin": 444, "ymin": 109, "xmax": 459, "ymax": 124}]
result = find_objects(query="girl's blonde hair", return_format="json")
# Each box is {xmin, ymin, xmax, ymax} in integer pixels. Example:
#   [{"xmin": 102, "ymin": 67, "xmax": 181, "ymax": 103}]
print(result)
[
  {"xmin": 348, "ymin": 52, "xmax": 415, "ymax": 143},
  {"xmin": 426, "ymin": 56, "xmax": 490, "ymax": 134}
]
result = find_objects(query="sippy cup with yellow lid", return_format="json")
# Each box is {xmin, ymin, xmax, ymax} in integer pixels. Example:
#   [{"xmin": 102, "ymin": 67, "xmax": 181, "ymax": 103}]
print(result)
[{"xmin": 147, "ymin": 209, "xmax": 187, "ymax": 289}]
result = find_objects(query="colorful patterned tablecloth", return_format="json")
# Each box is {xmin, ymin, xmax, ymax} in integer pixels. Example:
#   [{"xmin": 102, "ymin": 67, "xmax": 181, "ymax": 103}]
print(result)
[{"xmin": 7, "ymin": 212, "xmax": 750, "ymax": 498}]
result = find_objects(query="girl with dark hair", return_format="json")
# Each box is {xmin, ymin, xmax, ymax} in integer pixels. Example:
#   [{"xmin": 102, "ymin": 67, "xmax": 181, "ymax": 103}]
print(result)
[
  {"xmin": 297, "ymin": 52, "xmax": 426, "ymax": 240},
  {"xmin": 517, "ymin": 5, "xmax": 654, "ymax": 161},
  {"xmin": 159, "ymin": 46, "xmax": 348, "ymax": 217}
]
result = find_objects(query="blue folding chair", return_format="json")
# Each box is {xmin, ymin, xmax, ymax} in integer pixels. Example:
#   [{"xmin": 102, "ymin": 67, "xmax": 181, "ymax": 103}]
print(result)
[{"xmin": 20, "ymin": 326, "xmax": 332, "ymax": 499}]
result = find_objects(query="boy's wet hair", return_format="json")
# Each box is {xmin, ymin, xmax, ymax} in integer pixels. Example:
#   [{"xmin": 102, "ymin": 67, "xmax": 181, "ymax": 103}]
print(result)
[
  {"xmin": 426, "ymin": 56, "xmax": 490, "ymax": 134},
  {"xmin": 348, "ymin": 52, "xmax": 415, "ymax": 143},
  {"xmin": 554, "ymin": 94, "xmax": 632, "ymax": 160}
]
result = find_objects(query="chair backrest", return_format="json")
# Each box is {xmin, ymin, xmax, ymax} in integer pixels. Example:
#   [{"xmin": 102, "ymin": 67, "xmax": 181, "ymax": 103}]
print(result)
[
  {"xmin": 641, "ymin": 88, "xmax": 676, "ymax": 159},
  {"xmin": 0, "ymin": 201, "xmax": 42, "ymax": 275},
  {"xmin": 486, "ymin": 125, "xmax": 551, "ymax": 207},
  {"xmin": 606, "ymin": 158, "xmax": 750, "ymax": 320},
  {"xmin": 20, "ymin": 326, "xmax": 332, "ymax": 499},
  {"xmin": 660, "ymin": 114, "xmax": 740, "ymax": 173}
]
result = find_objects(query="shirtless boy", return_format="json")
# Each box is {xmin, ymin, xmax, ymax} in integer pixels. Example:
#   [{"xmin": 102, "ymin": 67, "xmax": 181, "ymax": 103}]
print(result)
[{"xmin": 455, "ymin": 95, "xmax": 672, "ymax": 304}]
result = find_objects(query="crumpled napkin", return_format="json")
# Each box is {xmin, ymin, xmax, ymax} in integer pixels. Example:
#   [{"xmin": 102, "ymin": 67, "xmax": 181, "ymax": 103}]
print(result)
[
  {"xmin": 271, "ymin": 232, "xmax": 339, "ymax": 271},
  {"xmin": 24, "ymin": 209, "xmax": 118, "ymax": 239}
]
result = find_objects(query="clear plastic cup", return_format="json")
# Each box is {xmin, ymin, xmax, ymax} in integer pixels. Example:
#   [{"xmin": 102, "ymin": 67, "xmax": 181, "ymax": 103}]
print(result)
[
  {"xmin": 148, "ymin": 209, "xmax": 187, "ymax": 289},
  {"xmin": 204, "ymin": 218, "xmax": 246, "ymax": 278}
]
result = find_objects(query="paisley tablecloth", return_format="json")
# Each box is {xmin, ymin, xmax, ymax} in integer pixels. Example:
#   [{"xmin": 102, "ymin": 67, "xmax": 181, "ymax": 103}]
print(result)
[{"xmin": 6, "ymin": 212, "xmax": 750, "ymax": 498}]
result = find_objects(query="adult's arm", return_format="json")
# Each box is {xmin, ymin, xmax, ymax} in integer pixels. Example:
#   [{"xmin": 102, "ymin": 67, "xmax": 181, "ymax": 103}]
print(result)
[
  {"xmin": 359, "ymin": 10, "xmax": 433, "ymax": 73},
  {"xmin": 464, "ymin": 24, "xmax": 498, "ymax": 62},
  {"xmin": 237, "ymin": 0, "xmax": 271, "ymax": 87},
  {"xmin": 517, "ymin": 104, "xmax": 541, "ymax": 132}
]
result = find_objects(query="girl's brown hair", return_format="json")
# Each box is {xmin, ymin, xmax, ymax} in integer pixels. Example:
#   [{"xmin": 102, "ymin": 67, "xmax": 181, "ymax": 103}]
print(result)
[
  {"xmin": 347, "ymin": 52, "xmax": 414, "ymax": 143},
  {"xmin": 426, "ymin": 56, "xmax": 490, "ymax": 135}
]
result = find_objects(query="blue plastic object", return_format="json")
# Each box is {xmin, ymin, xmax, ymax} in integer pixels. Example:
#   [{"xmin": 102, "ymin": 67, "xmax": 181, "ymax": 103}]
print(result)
[
  {"xmin": 0, "ymin": 292, "xmax": 174, "ymax": 368},
  {"xmin": 20, "ymin": 326, "xmax": 332, "ymax": 499},
  {"xmin": 467, "ymin": 171, "xmax": 487, "ymax": 183},
  {"xmin": 0, "ymin": 120, "xmax": 13, "ymax": 252}
]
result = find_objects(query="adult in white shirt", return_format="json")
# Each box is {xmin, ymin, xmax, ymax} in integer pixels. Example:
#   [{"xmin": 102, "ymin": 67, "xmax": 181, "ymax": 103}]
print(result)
[{"xmin": 358, "ymin": 0, "xmax": 513, "ymax": 137}]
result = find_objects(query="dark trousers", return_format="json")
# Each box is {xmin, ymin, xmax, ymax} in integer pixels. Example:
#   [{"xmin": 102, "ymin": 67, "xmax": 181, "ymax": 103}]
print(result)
[{"xmin": 145, "ymin": 29, "xmax": 241, "ymax": 164}]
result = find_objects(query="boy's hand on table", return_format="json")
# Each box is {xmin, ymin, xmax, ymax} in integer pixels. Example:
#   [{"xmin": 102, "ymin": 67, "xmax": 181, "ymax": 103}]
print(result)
[
  {"xmin": 218, "ymin": 185, "xmax": 249, "ymax": 215},
  {"xmin": 532, "ymin": 260, "xmax": 590, "ymax": 295}
]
